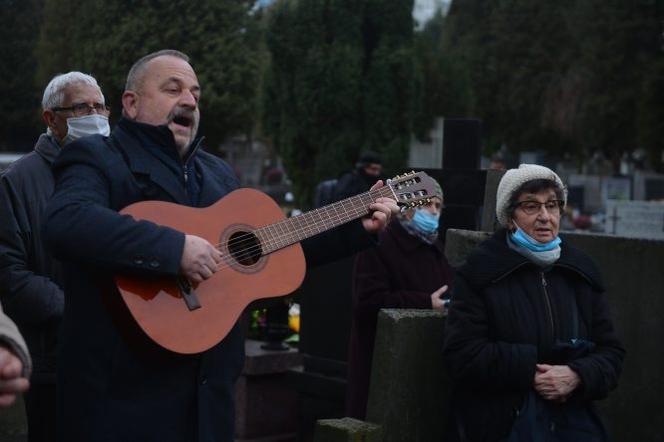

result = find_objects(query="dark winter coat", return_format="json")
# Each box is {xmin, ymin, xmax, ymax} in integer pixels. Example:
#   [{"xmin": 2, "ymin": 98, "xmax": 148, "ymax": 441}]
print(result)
[
  {"xmin": 0, "ymin": 134, "xmax": 64, "ymax": 384},
  {"xmin": 443, "ymin": 230, "xmax": 625, "ymax": 442},
  {"xmin": 332, "ymin": 169, "xmax": 379, "ymax": 202},
  {"xmin": 44, "ymin": 118, "xmax": 375, "ymax": 442},
  {"xmin": 346, "ymin": 220, "xmax": 454, "ymax": 419}
]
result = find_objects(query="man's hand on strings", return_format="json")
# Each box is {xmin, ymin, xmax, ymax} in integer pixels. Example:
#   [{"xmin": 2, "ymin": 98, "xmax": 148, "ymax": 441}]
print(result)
[
  {"xmin": 180, "ymin": 234, "xmax": 223, "ymax": 283},
  {"xmin": 362, "ymin": 181, "xmax": 399, "ymax": 234}
]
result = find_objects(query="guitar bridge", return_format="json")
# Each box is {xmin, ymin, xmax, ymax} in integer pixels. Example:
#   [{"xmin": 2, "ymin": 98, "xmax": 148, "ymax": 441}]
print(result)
[{"xmin": 177, "ymin": 277, "xmax": 201, "ymax": 311}]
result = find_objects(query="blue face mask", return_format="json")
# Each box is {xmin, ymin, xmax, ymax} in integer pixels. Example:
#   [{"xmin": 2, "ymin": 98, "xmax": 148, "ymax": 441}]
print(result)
[
  {"xmin": 411, "ymin": 209, "xmax": 439, "ymax": 235},
  {"xmin": 510, "ymin": 221, "xmax": 561, "ymax": 252}
]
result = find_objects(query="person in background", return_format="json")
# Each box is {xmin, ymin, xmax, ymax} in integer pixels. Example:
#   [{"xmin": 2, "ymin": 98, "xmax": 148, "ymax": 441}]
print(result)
[
  {"xmin": 443, "ymin": 164, "xmax": 624, "ymax": 441},
  {"xmin": 44, "ymin": 49, "xmax": 397, "ymax": 442},
  {"xmin": 489, "ymin": 153, "xmax": 507, "ymax": 171},
  {"xmin": 0, "ymin": 302, "xmax": 31, "ymax": 408},
  {"xmin": 332, "ymin": 150, "xmax": 384, "ymax": 202},
  {"xmin": 346, "ymin": 179, "xmax": 454, "ymax": 419},
  {"xmin": 0, "ymin": 72, "xmax": 109, "ymax": 441}
]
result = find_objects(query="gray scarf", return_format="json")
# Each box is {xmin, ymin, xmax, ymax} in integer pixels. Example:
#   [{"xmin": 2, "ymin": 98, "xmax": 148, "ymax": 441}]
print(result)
[{"xmin": 507, "ymin": 235, "xmax": 560, "ymax": 267}]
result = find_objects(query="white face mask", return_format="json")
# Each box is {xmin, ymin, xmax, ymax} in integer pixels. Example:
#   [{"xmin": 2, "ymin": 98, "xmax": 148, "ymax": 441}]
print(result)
[{"xmin": 63, "ymin": 114, "xmax": 110, "ymax": 145}]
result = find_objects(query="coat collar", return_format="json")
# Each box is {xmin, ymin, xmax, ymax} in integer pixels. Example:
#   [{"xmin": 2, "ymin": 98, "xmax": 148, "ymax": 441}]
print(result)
[
  {"xmin": 34, "ymin": 134, "xmax": 61, "ymax": 165},
  {"xmin": 387, "ymin": 219, "xmax": 445, "ymax": 255},
  {"xmin": 459, "ymin": 229, "xmax": 604, "ymax": 291},
  {"xmin": 111, "ymin": 118, "xmax": 204, "ymax": 204}
]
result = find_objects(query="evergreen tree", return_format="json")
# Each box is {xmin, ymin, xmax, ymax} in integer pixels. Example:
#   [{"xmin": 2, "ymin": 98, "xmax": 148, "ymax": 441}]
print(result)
[
  {"xmin": 34, "ymin": 0, "xmax": 262, "ymax": 148},
  {"xmin": 637, "ymin": 58, "xmax": 664, "ymax": 172},
  {"xmin": 263, "ymin": 0, "xmax": 416, "ymax": 207},
  {"xmin": 439, "ymin": 0, "xmax": 664, "ymax": 168},
  {"xmin": 1, "ymin": 0, "xmax": 44, "ymax": 151},
  {"xmin": 570, "ymin": 0, "xmax": 646, "ymax": 168},
  {"xmin": 412, "ymin": 9, "xmax": 472, "ymax": 141}
]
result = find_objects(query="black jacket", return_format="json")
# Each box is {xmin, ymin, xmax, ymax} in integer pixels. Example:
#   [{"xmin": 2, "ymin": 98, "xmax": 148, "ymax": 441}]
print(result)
[
  {"xmin": 443, "ymin": 230, "xmax": 625, "ymax": 441},
  {"xmin": 332, "ymin": 169, "xmax": 379, "ymax": 202},
  {"xmin": 0, "ymin": 134, "xmax": 64, "ymax": 383},
  {"xmin": 44, "ymin": 118, "xmax": 375, "ymax": 442}
]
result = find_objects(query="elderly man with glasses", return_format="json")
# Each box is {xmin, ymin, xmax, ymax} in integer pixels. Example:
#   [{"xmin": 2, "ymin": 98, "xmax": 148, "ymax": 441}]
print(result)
[{"xmin": 0, "ymin": 71, "xmax": 109, "ymax": 442}]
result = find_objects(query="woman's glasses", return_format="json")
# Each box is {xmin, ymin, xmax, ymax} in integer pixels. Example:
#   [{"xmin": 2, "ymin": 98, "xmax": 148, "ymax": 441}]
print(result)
[{"xmin": 515, "ymin": 200, "xmax": 564, "ymax": 215}]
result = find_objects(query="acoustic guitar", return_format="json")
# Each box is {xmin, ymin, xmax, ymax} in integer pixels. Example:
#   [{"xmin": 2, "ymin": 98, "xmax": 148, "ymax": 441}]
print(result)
[{"xmin": 115, "ymin": 171, "xmax": 438, "ymax": 354}]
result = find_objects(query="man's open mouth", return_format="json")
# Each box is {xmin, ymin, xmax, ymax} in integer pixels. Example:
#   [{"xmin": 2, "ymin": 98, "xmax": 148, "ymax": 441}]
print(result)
[{"xmin": 172, "ymin": 115, "xmax": 192, "ymax": 127}]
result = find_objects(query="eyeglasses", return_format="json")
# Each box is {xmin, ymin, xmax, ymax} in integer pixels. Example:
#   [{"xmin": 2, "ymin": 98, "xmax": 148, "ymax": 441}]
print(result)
[
  {"xmin": 52, "ymin": 102, "xmax": 110, "ymax": 117},
  {"xmin": 514, "ymin": 200, "xmax": 564, "ymax": 215}
]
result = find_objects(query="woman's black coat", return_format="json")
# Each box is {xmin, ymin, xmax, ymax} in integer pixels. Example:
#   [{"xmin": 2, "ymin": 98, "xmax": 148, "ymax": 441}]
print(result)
[{"xmin": 443, "ymin": 230, "xmax": 625, "ymax": 441}]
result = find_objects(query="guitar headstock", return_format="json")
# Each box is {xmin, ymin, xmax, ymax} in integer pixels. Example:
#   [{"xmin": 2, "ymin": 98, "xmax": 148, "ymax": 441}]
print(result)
[{"xmin": 387, "ymin": 171, "xmax": 439, "ymax": 209}]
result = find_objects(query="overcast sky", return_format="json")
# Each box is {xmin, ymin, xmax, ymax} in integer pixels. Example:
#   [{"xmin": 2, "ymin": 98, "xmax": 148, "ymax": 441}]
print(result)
[
  {"xmin": 254, "ymin": 0, "xmax": 450, "ymax": 27},
  {"xmin": 413, "ymin": 0, "xmax": 450, "ymax": 27}
]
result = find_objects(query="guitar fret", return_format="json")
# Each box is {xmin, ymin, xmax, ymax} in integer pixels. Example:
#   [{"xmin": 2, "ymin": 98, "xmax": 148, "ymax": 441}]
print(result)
[
  {"xmin": 257, "ymin": 173, "xmax": 433, "ymax": 256},
  {"xmin": 314, "ymin": 209, "xmax": 324, "ymax": 233},
  {"xmin": 275, "ymin": 220, "xmax": 286, "ymax": 248}
]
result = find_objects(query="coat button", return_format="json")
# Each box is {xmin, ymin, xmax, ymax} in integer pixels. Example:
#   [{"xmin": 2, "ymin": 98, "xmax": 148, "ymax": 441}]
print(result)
[
  {"xmin": 201, "ymin": 377, "xmax": 207, "ymax": 385},
  {"xmin": 149, "ymin": 260, "xmax": 160, "ymax": 268}
]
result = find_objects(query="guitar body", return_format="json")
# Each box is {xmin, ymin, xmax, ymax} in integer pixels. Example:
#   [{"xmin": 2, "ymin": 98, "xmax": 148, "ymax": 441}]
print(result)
[{"xmin": 115, "ymin": 188, "xmax": 306, "ymax": 354}]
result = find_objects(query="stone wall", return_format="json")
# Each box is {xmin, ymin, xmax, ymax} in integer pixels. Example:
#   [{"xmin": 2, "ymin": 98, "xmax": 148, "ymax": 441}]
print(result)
[{"xmin": 366, "ymin": 310, "xmax": 449, "ymax": 442}]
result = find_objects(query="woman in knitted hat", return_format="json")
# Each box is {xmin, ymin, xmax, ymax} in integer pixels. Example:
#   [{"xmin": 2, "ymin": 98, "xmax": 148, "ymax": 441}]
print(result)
[
  {"xmin": 443, "ymin": 164, "xmax": 625, "ymax": 441},
  {"xmin": 346, "ymin": 180, "xmax": 454, "ymax": 420}
]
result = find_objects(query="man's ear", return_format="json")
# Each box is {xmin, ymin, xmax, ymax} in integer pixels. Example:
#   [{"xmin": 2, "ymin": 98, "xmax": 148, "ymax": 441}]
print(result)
[
  {"xmin": 42, "ymin": 109, "xmax": 56, "ymax": 130},
  {"xmin": 42, "ymin": 109, "xmax": 65, "ymax": 141},
  {"xmin": 122, "ymin": 91, "xmax": 139, "ymax": 119}
]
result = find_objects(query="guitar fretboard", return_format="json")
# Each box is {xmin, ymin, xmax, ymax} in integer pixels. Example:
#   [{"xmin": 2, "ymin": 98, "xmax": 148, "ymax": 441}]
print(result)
[{"xmin": 255, "ymin": 186, "xmax": 395, "ymax": 254}]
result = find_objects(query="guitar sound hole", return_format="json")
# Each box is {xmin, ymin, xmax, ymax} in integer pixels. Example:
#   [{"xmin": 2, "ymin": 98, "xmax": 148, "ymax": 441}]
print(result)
[{"xmin": 227, "ymin": 231, "xmax": 262, "ymax": 266}]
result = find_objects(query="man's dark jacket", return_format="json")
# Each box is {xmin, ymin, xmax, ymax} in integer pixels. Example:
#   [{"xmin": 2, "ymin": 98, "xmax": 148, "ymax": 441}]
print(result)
[
  {"xmin": 44, "ymin": 118, "xmax": 375, "ymax": 442},
  {"xmin": 332, "ymin": 169, "xmax": 378, "ymax": 202},
  {"xmin": 346, "ymin": 220, "xmax": 454, "ymax": 419},
  {"xmin": 442, "ymin": 230, "xmax": 625, "ymax": 441},
  {"xmin": 0, "ymin": 134, "xmax": 64, "ymax": 383}
]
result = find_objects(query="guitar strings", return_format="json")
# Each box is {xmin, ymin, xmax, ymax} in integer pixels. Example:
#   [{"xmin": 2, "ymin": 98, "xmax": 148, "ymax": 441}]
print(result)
[
  {"xmin": 215, "ymin": 205, "xmax": 371, "ymax": 270},
  {"xmin": 216, "ymin": 186, "xmax": 393, "ymax": 249},
  {"xmin": 215, "ymin": 186, "xmax": 393, "ymax": 251},
  {"xmin": 208, "ymin": 186, "xmax": 397, "ymax": 273},
  {"xmin": 211, "ymin": 198, "xmax": 377, "ymax": 273},
  {"xmin": 214, "ymin": 179, "xmax": 436, "ymax": 274}
]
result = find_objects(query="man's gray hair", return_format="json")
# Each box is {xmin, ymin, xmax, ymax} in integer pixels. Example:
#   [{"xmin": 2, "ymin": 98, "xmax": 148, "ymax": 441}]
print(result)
[
  {"xmin": 125, "ymin": 49, "xmax": 190, "ymax": 92},
  {"xmin": 42, "ymin": 72, "xmax": 104, "ymax": 111}
]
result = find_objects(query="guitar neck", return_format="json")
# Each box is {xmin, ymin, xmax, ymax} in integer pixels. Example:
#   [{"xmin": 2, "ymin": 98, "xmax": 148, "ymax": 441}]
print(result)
[{"xmin": 256, "ymin": 186, "xmax": 396, "ymax": 255}]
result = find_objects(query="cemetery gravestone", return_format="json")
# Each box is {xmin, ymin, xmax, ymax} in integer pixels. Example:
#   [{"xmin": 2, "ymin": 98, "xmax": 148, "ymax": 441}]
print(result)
[{"xmin": 605, "ymin": 200, "xmax": 664, "ymax": 240}]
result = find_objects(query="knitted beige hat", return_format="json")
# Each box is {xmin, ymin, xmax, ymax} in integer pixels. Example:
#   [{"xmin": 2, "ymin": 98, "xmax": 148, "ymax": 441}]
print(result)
[{"xmin": 495, "ymin": 164, "xmax": 567, "ymax": 227}]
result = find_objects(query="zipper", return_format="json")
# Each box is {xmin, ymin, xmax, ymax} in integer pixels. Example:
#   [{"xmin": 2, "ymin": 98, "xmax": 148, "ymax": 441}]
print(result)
[
  {"xmin": 182, "ymin": 164, "xmax": 189, "ymax": 197},
  {"xmin": 181, "ymin": 137, "xmax": 204, "ymax": 197},
  {"xmin": 540, "ymin": 272, "xmax": 555, "ymax": 338}
]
